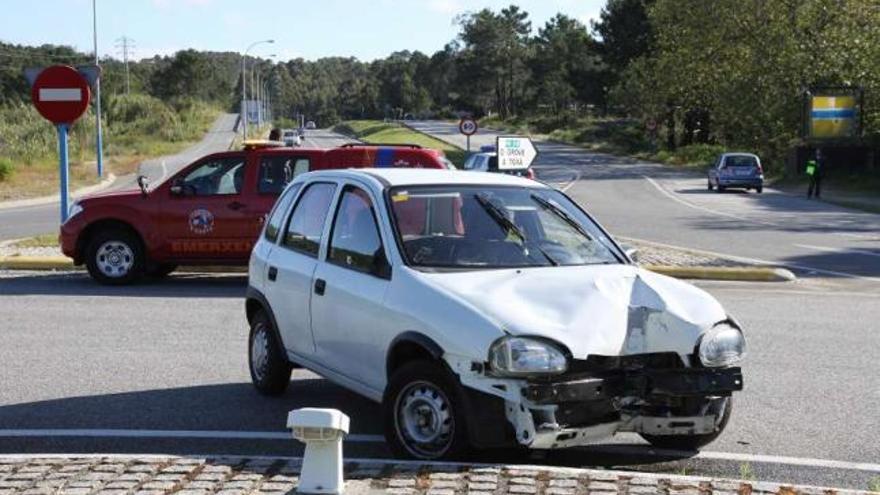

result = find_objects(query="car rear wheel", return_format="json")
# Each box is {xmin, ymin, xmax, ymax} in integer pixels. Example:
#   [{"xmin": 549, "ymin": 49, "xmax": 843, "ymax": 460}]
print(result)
[
  {"xmin": 384, "ymin": 360, "xmax": 470, "ymax": 460},
  {"xmin": 707, "ymin": 181, "xmax": 713, "ymax": 191},
  {"xmin": 716, "ymin": 185, "xmax": 726, "ymax": 193},
  {"xmin": 756, "ymin": 186, "xmax": 763, "ymax": 193},
  {"xmin": 248, "ymin": 310, "xmax": 291, "ymax": 396},
  {"xmin": 85, "ymin": 228, "xmax": 145, "ymax": 285},
  {"xmin": 640, "ymin": 397, "xmax": 732, "ymax": 451}
]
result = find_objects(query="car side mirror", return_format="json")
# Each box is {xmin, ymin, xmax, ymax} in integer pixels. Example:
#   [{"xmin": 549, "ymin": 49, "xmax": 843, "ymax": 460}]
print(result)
[
  {"xmin": 620, "ymin": 243, "xmax": 640, "ymax": 263},
  {"xmin": 169, "ymin": 178, "xmax": 185, "ymax": 196},
  {"xmin": 372, "ymin": 250, "xmax": 392, "ymax": 279}
]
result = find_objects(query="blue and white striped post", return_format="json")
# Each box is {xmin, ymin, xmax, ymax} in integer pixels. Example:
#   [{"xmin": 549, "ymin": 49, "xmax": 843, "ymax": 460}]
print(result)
[{"xmin": 57, "ymin": 124, "xmax": 70, "ymax": 223}]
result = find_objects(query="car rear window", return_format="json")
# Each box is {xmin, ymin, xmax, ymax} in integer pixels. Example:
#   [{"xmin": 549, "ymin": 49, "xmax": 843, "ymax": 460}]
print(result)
[
  {"xmin": 282, "ymin": 182, "xmax": 337, "ymax": 257},
  {"xmin": 725, "ymin": 156, "xmax": 758, "ymax": 167}
]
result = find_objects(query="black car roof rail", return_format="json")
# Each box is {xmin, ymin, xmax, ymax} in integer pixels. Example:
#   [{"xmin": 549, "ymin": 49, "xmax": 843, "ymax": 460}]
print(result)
[{"xmin": 339, "ymin": 142, "xmax": 423, "ymax": 149}]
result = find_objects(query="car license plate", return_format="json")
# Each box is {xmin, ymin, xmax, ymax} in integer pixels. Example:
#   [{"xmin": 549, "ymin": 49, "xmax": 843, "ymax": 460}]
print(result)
[{"xmin": 735, "ymin": 169, "xmax": 751, "ymax": 176}]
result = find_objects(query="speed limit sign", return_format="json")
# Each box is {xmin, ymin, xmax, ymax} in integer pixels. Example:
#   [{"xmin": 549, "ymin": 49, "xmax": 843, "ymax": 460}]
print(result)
[{"xmin": 459, "ymin": 118, "xmax": 478, "ymax": 136}]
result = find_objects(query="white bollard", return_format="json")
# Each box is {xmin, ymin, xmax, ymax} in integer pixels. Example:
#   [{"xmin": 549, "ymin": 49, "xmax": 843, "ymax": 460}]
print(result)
[{"xmin": 287, "ymin": 408, "xmax": 350, "ymax": 494}]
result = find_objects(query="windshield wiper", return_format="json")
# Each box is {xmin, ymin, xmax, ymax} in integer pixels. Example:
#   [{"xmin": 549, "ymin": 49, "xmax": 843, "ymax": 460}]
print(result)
[
  {"xmin": 530, "ymin": 194, "xmax": 593, "ymax": 240},
  {"xmin": 474, "ymin": 194, "xmax": 558, "ymax": 266}
]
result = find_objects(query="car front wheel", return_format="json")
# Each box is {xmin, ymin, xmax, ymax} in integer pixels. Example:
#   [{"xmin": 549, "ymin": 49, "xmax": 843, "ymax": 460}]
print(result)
[
  {"xmin": 384, "ymin": 360, "xmax": 470, "ymax": 460},
  {"xmin": 248, "ymin": 310, "xmax": 291, "ymax": 396},
  {"xmin": 85, "ymin": 228, "xmax": 145, "ymax": 285},
  {"xmin": 640, "ymin": 397, "xmax": 732, "ymax": 451}
]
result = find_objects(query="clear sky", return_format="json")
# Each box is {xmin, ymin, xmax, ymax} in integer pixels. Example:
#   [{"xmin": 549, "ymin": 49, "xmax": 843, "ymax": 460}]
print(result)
[{"xmin": 1, "ymin": 0, "xmax": 606, "ymax": 62}]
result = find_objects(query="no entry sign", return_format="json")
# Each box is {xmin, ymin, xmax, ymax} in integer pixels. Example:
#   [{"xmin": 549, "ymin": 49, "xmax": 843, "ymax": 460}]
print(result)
[{"xmin": 30, "ymin": 65, "xmax": 91, "ymax": 125}]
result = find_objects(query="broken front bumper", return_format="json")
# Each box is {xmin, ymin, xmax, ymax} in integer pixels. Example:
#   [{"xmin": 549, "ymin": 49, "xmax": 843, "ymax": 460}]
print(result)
[
  {"xmin": 518, "ymin": 367, "xmax": 742, "ymax": 449},
  {"xmin": 522, "ymin": 367, "xmax": 743, "ymax": 405}
]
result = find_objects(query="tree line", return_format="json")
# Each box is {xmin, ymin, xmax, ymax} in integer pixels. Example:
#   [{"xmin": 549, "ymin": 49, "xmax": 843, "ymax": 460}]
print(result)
[{"xmin": 2, "ymin": 0, "xmax": 878, "ymax": 169}]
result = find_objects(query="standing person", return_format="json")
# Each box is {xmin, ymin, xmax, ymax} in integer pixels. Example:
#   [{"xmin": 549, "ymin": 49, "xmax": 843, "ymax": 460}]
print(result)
[
  {"xmin": 268, "ymin": 128, "xmax": 281, "ymax": 141},
  {"xmin": 806, "ymin": 149, "xmax": 824, "ymax": 199}
]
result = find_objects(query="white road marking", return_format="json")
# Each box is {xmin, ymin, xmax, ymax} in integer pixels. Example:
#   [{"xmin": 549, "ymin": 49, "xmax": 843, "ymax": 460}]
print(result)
[
  {"xmin": 795, "ymin": 243, "xmax": 880, "ymax": 258},
  {"xmin": 39, "ymin": 88, "xmax": 82, "ymax": 102},
  {"xmin": 0, "ymin": 428, "xmax": 384, "ymax": 443},
  {"xmin": 0, "ymin": 441, "xmax": 877, "ymax": 474},
  {"xmin": 642, "ymin": 176, "xmax": 879, "ymax": 241}
]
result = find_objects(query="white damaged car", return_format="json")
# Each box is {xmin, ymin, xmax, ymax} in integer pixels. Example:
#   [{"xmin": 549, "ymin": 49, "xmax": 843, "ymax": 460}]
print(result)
[{"xmin": 245, "ymin": 168, "xmax": 745, "ymax": 460}]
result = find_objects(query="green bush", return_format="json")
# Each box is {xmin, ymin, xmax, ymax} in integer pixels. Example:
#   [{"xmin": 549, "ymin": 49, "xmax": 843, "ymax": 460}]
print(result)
[
  {"xmin": 0, "ymin": 158, "xmax": 13, "ymax": 182},
  {"xmin": 668, "ymin": 144, "xmax": 727, "ymax": 166}
]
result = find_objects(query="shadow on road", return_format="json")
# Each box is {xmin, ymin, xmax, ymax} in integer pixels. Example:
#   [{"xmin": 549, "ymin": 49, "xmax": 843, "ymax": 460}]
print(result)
[
  {"xmin": 0, "ymin": 380, "xmax": 380, "ymax": 433},
  {"xmin": 0, "ymin": 378, "xmax": 698, "ymax": 469},
  {"xmin": 0, "ymin": 272, "xmax": 247, "ymax": 298}
]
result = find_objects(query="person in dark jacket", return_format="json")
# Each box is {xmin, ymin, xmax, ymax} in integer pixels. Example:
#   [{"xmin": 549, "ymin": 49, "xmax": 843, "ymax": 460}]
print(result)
[
  {"xmin": 806, "ymin": 149, "xmax": 824, "ymax": 199},
  {"xmin": 268, "ymin": 128, "xmax": 281, "ymax": 141}
]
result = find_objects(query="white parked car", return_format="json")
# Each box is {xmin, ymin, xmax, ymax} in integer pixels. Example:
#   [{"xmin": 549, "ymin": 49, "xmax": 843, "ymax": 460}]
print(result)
[
  {"xmin": 246, "ymin": 169, "xmax": 745, "ymax": 460},
  {"xmin": 281, "ymin": 129, "xmax": 302, "ymax": 147}
]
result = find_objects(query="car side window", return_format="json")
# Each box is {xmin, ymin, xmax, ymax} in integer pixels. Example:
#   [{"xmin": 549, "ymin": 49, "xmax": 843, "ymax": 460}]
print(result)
[
  {"xmin": 179, "ymin": 157, "xmax": 245, "ymax": 196},
  {"xmin": 282, "ymin": 182, "xmax": 337, "ymax": 257},
  {"xmin": 258, "ymin": 156, "xmax": 311, "ymax": 194},
  {"xmin": 264, "ymin": 183, "xmax": 302, "ymax": 243},
  {"xmin": 328, "ymin": 186, "xmax": 384, "ymax": 275},
  {"xmin": 463, "ymin": 155, "xmax": 475, "ymax": 170}
]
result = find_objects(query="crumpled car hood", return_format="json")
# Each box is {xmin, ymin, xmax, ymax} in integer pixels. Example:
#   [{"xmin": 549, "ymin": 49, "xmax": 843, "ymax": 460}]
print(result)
[{"xmin": 420, "ymin": 264, "xmax": 727, "ymax": 358}]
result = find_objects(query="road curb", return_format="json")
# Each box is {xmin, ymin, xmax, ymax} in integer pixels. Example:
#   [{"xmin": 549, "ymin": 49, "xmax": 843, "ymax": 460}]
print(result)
[
  {"xmin": 0, "ymin": 255, "xmax": 795, "ymax": 282},
  {"xmin": 0, "ymin": 256, "xmax": 251, "ymax": 274},
  {"xmin": 0, "ymin": 173, "xmax": 117, "ymax": 211},
  {"xmin": 644, "ymin": 264, "xmax": 797, "ymax": 282},
  {"xmin": 0, "ymin": 255, "xmax": 74, "ymax": 270}
]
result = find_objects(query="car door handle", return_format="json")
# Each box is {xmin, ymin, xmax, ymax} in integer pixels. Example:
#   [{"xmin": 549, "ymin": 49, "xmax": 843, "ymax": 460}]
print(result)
[
  {"xmin": 267, "ymin": 266, "xmax": 278, "ymax": 282},
  {"xmin": 228, "ymin": 201, "xmax": 246, "ymax": 211},
  {"xmin": 314, "ymin": 278, "xmax": 326, "ymax": 296}
]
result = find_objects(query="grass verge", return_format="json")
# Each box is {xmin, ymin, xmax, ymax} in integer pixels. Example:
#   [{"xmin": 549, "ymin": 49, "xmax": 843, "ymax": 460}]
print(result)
[
  {"xmin": 0, "ymin": 98, "xmax": 220, "ymax": 202},
  {"xmin": 334, "ymin": 120, "xmax": 467, "ymax": 167},
  {"xmin": 6, "ymin": 234, "xmax": 58, "ymax": 248}
]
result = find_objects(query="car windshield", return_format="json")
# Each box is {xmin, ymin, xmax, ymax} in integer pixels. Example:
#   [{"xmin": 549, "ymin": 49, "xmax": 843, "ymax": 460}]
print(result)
[{"xmin": 388, "ymin": 185, "xmax": 621, "ymax": 269}]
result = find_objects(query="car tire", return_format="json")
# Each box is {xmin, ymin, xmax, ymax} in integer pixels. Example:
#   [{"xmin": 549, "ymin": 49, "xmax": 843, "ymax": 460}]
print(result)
[
  {"xmin": 716, "ymin": 185, "xmax": 726, "ymax": 193},
  {"xmin": 707, "ymin": 181, "xmax": 713, "ymax": 191},
  {"xmin": 640, "ymin": 397, "xmax": 732, "ymax": 451},
  {"xmin": 756, "ymin": 186, "xmax": 763, "ymax": 193},
  {"xmin": 248, "ymin": 309, "xmax": 291, "ymax": 396},
  {"xmin": 85, "ymin": 228, "xmax": 145, "ymax": 285},
  {"xmin": 384, "ymin": 360, "xmax": 470, "ymax": 460},
  {"xmin": 147, "ymin": 263, "xmax": 177, "ymax": 279}
]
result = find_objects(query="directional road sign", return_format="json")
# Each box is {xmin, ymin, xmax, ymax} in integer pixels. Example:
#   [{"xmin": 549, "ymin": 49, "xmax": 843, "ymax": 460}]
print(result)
[{"xmin": 496, "ymin": 136, "xmax": 538, "ymax": 170}]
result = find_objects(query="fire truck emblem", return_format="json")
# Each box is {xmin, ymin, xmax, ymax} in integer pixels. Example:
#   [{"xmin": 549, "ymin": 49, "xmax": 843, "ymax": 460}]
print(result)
[{"xmin": 188, "ymin": 208, "xmax": 214, "ymax": 235}]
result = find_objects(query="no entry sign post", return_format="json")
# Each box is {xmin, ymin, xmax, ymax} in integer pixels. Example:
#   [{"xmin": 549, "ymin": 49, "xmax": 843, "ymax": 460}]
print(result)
[{"xmin": 26, "ymin": 65, "xmax": 92, "ymax": 223}]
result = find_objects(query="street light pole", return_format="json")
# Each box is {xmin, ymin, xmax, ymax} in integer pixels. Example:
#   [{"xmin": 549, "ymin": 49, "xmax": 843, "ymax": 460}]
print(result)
[
  {"xmin": 92, "ymin": 0, "xmax": 104, "ymax": 178},
  {"xmin": 241, "ymin": 39, "xmax": 273, "ymax": 141}
]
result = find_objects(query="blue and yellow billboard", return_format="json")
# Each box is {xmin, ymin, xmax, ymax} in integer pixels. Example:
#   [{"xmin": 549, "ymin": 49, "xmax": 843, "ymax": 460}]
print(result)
[{"xmin": 809, "ymin": 94, "xmax": 859, "ymax": 139}]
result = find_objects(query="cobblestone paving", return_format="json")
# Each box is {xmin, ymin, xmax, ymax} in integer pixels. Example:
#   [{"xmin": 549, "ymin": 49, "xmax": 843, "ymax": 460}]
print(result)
[
  {"xmin": 0, "ymin": 456, "xmax": 869, "ymax": 495},
  {"xmin": 622, "ymin": 239, "xmax": 748, "ymax": 268}
]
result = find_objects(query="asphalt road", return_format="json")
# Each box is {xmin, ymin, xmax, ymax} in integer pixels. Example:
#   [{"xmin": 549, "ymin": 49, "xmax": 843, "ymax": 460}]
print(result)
[
  {"xmin": 0, "ymin": 113, "xmax": 240, "ymax": 242},
  {"xmin": 300, "ymin": 128, "xmax": 356, "ymax": 148},
  {"xmin": 408, "ymin": 121, "xmax": 880, "ymax": 283},
  {"xmin": 0, "ymin": 271, "xmax": 877, "ymax": 489}
]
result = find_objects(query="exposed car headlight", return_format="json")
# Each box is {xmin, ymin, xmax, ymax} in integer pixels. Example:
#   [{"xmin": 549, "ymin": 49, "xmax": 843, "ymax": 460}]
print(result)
[
  {"xmin": 699, "ymin": 323, "xmax": 746, "ymax": 367},
  {"xmin": 66, "ymin": 202, "xmax": 83, "ymax": 221},
  {"xmin": 489, "ymin": 336, "xmax": 568, "ymax": 377}
]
